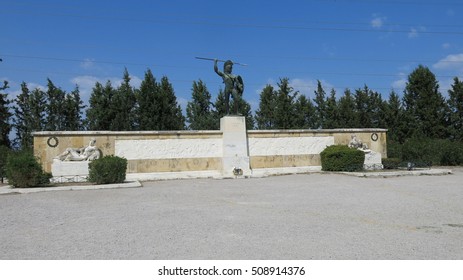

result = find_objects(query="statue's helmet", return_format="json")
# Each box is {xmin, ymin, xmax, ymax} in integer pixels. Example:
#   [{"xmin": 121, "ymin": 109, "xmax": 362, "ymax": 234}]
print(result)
[{"xmin": 224, "ymin": 60, "xmax": 234, "ymax": 71}]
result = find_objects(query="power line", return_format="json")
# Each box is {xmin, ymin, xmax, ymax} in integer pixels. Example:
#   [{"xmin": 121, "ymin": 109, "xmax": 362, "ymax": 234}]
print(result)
[
  {"xmin": 4, "ymin": 53, "xmax": 463, "ymax": 69},
  {"xmin": 1, "ymin": 9, "xmax": 462, "ymax": 35}
]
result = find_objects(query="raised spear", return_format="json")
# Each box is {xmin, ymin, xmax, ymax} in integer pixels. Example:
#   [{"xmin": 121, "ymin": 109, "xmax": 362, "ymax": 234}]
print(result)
[{"xmin": 195, "ymin": 56, "xmax": 248, "ymax": 66}]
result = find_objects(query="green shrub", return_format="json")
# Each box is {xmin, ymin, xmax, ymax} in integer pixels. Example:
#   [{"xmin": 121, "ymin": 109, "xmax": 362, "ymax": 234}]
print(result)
[
  {"xmin": 88, "ymin": 155, "xmax": 127, "ymax": 184},
  {"xmin": 387, "ymin": 141, "xmax": 403, "ymax": 159},
  {"xmin": 320, "ymin": 145, "xmax": 365, "ymax": 172},
  {"xmin": 0, "ymin": 145, "xmax": 11, "ymax": 183},
  {"xmin": 5, "ymin": 149, "xmax": 51, "ymax": 188},
  {"xmin": 401, "ymin": 138, "xmax": 440, "ymax": 165},
  {"xmin": 395, "ymin": 138, "xmax": 463, "ymax": 166},
  {"xmin": 382, "ymin": 158, "xmax": 401, "ymax": 169},
  {"xmin": 440, "ymin": 142, "xmax": 463, "ymax": 166}
]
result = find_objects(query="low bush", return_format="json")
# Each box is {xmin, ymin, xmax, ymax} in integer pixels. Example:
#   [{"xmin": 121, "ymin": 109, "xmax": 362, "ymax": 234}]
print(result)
[
  {"xmin": 382, "ymin": 158, "xmax": 401, "ymax": 169},
  {"xmin": 88, "ymin": 155, "xmax": 127, "ymax": 184},
  {"xmin": 391, "ymin": 138, "xmax": 463, "ymax": 166},
  {"xmin": 320, "ymin": 145, "xmax": 365, "ymax": 172},
  {"xmin": 440, "ymin": 142, "xmax": 463, "ymax": 166},
  {"xmin": 5, "ymin": 149, "xmax": 51, "ymax": 188},
  {"xmin": 0, "ymin": 145, "xmax": 11, "ymax": 183}
]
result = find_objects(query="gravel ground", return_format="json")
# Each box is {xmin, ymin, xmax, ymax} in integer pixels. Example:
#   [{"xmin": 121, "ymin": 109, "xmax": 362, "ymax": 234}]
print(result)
[{"xmin": 1, "ymin": 168, "xmax": 463, "ymax": 260}]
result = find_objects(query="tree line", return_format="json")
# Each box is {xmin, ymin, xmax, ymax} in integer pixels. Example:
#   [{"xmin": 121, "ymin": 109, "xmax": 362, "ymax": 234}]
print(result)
[{"xmin": 1, "ymin": 65, "xmax": 463, "ymax": 151}]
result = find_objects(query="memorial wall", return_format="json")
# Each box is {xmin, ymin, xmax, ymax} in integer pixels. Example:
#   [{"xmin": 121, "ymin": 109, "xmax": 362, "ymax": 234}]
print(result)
[{"xmin": 33, "ymin": 120, "xmax": 387, "ymax": 181}]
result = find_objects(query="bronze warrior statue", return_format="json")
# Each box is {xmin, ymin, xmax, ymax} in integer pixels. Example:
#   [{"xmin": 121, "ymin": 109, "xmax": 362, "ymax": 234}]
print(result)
[{"xmin": 214, "ymin": 59, "xmax": 244, "ymax": 115}]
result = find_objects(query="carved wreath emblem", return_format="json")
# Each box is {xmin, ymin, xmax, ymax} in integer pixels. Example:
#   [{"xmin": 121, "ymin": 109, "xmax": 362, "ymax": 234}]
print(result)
[{"xmin": 47, "ymin": 136, "xmax": 59, "ymax": 148}]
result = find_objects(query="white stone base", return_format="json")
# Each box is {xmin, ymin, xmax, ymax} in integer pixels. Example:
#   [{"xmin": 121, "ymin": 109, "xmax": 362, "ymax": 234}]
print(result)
[
  {"xmin": 51, "ymin": 159, "xmax": 90, "ymax": 182},
  {"xmin": 220, "ymin": 116, "xmax": 252, "ymax": 177},
  {"xmin": 363, "ymin": 151, "xmax": 383, "ymax": 170}
]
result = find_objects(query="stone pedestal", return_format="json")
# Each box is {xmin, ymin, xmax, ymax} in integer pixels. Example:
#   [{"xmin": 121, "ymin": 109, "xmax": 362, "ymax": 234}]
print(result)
[
  {"xmin": 51, "ymin": 159, "xmax": 90, "ymax": 183},
  {"xmin": 220, "ymin": 116, "xmax": 251, "ymax": 177},
  {"xmin": 363, "ymin": 150, "xmax": 383, "ymax": 170}
]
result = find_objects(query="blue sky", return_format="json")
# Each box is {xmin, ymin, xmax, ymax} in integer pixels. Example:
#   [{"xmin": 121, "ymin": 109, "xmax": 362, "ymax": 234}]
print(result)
[{"xmin": 1, "ymin": 0, "xmax": 463, "ymax": 112}]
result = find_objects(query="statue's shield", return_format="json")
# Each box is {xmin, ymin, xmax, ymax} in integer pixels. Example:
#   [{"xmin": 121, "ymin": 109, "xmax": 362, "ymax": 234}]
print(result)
[{"xmin": 236, "ymin": 75, "xmax": 244, "ymax": 96}]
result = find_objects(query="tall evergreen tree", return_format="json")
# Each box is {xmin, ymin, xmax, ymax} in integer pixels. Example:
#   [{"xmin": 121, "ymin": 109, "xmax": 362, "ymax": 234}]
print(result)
[
  {"xmin": 13, "ymin": 83, "xmax": 46, "ymax": 149},
  {"xmin": 255, "ymin": 85, "xmax": 276, "ymax": 129},
  {"xmin": 110, "ymin": 69, "xmax": 137, "ymax": 131},
  {"xmin": 137, "ymin": 69, "xmax": 159, "ymax": 130},
  {"xmin": 382, "ymin": 90, "xmax": 405, "ymax": 142},
  {"xmin": 186, "ymin": 80, "xmax": 215, "ymax": 130},
  {"xmin": 0, "ymin": 81, "xmax": 12, "ymax": 147},
  {"xmin": 313, "ymin": 80, "xmax": 327, "ymax": 128},
  {"xmin": 63, "ymin": 86, "xmax": 85, "ymax": 130},
  {"xmin": 294, "ymin": 94, "xmax": 316, "ymax": 129},
  {"xmin": 213, "ymin": 89, "xmax": 227, "ymax": 127},
  {"xmin": 447, "ymin": 77, "xmax": 463, "ymax": 141},
  {"xmin": 403, "ymin": 65, "xmax": 448, "ymax": 138},
  {"xmin": 337, "ymin": 89, "xmax": 357, "ymax": 128},
  {"xmin": 324, "ymin": 88, "xmax": 339, "ymax": 129},
  {"xmin": 354, "ymin": 85, "xmax": 382, "ymax": 128},
  {"xmin": 44, "ymin": 78, "xmax": 66, "ymax": 131},
  {"xmin": 158, "ymin": 76, "xmax": 185, "ymax": 130},
  {"xmin": 273, "ymin": 78, "xmax": 298, "ymax": 129},
  {"xmin": 86, "ymin": 81, "xmax": 115, "ymax": 130}
]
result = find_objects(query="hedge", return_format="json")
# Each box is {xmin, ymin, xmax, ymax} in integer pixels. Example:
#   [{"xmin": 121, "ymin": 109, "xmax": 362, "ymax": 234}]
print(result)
[{"xmin": 320, "ymin": 145, "xmax": 365, "ymax": 172}]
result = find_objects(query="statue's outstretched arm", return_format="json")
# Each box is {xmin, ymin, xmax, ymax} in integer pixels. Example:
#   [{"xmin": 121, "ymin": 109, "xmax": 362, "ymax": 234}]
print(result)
[{"xmin": 214, "ymin": 59, "xmax": 223, "ymax": 77}]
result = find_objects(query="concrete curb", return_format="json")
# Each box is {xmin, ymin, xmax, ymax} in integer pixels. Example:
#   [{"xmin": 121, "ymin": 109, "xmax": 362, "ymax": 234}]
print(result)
[
  {"xmin": 342, "ymin": 168, "xmax": 453, "ymax": 178},
  {"xmin": 0, "ymin": 181, "xmax": 142, "ymax": 195}
]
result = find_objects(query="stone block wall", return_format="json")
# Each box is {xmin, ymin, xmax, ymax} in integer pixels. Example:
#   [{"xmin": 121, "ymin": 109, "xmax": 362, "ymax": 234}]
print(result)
[{"xmin": 33, "ymin": 128, "xmax": 387, "ymax": 178}]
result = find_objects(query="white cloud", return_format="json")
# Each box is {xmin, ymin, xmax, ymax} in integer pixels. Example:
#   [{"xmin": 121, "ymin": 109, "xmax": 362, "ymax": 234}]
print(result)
[
  {"xmin": 408, "ymin": 26, "xmax": 426, "ymax": 39},
  {"xmin": 408, "ymin": 28, "xmax": 419, "ymax": 38},
  {"xmin": 371, "ymin": 17, "xmax": 384, "ymax": 28},
  {"xmin": 80, "ymin": 58, "xmax": 96, "ymax": 69},
  {"xmin": 28, "ymin": 82, "xmax": 47, "ymax": 92},
  {"xmin": 392, "ymin": 72, "xmax": 408, "ymax": 91},
  {"xmin": 290, "ymin": 78, "xmax": 317, "ymax": 96},
  {"xmin": 392, "ymin": 78, "xmax": 407, "ymax": 91},
  {"xmin": 442, "ymin": 43, "xmax": 451, "ymax": 50},
  {"xmin": 433, "ymin": 53, "xmax": 463, "ymax": 70}
]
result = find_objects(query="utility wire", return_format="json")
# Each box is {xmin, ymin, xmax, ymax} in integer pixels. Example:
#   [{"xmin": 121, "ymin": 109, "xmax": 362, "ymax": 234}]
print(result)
[{"xmin": 1, "ymin": 9, "xmax": 462, "ymax": 35}]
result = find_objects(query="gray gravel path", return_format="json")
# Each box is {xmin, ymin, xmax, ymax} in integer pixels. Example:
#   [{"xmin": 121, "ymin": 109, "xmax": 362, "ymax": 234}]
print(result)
[{"xmin": 1, "ymin": 168, "xmax": 463, "ymax": 259}]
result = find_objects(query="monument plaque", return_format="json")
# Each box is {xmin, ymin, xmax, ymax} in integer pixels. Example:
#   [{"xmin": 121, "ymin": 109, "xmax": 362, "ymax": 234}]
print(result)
[{"xmin": 221, "ymin": 116, "xmax": 251, "ymax": 177}]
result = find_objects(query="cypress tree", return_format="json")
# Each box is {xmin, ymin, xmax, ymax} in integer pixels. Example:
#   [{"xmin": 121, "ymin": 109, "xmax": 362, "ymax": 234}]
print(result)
[
  {"xmin": 86, "ymin": 81, "xmax": 115, "ymax": 130},
  {"xmin": 158, "ymin": 76, "xmax": 185, "ymax": 130},
  {"xmin": 44, "ymin": 79, "xmax": 66, "ymax": 131},
  {"xmin": 324, "ymin": 88, "xmax": 339, "ymax": 129},
  {"xmin": 354, "ymin": 85, "xmax": 382, "ymax": 128},
  {"xmin": 0, "ymin": 81, "xmax": 12, "ymax": 148},
  {"xmin": 255, "ymin": 85, "xmax": 276, "ymax": 129},
  {"xmin": 110, "ymin": 69, "xmax": 137, "ymax": 131},
  {"xmin": 137, "ymin": 69, "xmax": 159, "ymax": 130},
  {"xmin": 337, "ymin": 89, "xmax": 357, "ymax": 128},
  {"xmin": 186, "ymin": 80, "xmax": 215, "ymax": 130},
  {"xmin": 13, "ymin": 83, "xmax": 46, "ymax": 149},
  {"xmin": 275, "ymin": 78, "xmax": 298, "ymax": 129},
  {"xmin": 447, "ymin": 77, "xmax": 463, "ymax": 141},
  {"xmin": 403, "ymin": 65, "xmax": 448, "ymax": 138},
  {"xmin": 382, "ymin": 90, "xmax": 406, "ymax": 142},
  {"xmin": 63, "ymin": 86, "xmax": 85, "ymax": 131},
  {"xmin": 313, "ymin": 80, "xmax": 327, "ymax": 128},
  {"xmin": 294, "ymin": 94, "xmax": 316, "ymax": 129}
]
